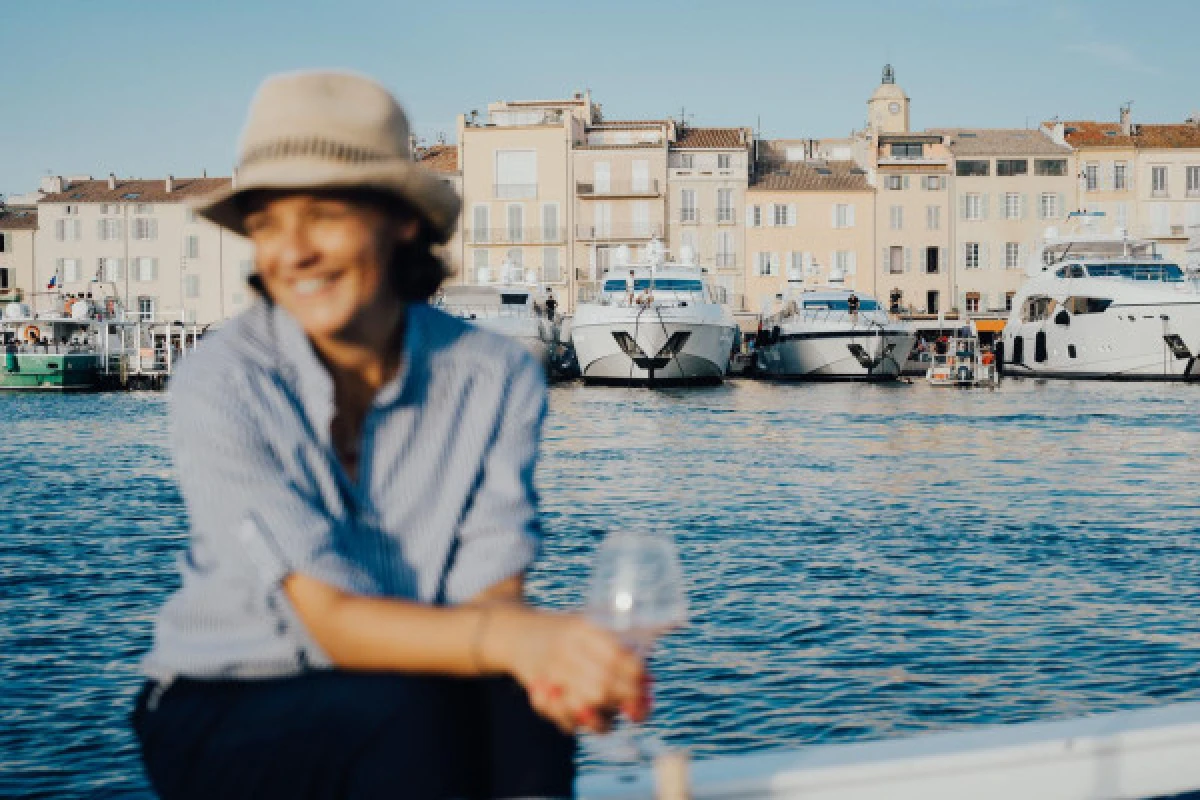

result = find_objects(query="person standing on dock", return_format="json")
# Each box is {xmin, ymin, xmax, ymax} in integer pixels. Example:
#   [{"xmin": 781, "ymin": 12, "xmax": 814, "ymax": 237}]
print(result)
[{"xmin": 132, "ymin": 71, "xmax": 647, "ymax": 800}]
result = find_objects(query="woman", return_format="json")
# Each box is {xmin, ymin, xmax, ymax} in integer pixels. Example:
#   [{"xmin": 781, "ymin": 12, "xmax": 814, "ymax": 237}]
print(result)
[{"xmin": 133, "ymin": 71, "xmax": 647, "ymax": 799}]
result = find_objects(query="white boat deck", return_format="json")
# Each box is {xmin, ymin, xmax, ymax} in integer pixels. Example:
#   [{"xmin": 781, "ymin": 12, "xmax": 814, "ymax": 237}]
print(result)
[{"xmin": 580, "ymin": 702, "xmax": 1200, "ymax": 799}]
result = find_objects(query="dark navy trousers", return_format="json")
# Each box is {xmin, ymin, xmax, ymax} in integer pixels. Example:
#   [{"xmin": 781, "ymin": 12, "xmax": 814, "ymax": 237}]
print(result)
[{"xmin": 132, "ymin": 671, "xmax": 576, "ymax": 799}]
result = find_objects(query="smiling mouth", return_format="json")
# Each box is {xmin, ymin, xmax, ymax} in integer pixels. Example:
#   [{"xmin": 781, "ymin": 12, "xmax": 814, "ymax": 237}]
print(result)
[{"xmin": 293, "ymin": 276, "xmax": 337, "ymax": 296}]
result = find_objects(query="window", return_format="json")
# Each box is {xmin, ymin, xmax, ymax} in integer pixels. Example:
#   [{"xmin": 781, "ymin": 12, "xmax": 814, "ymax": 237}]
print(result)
[
  {"xmin": 0, "ymin": 268, "xmax": 8, "ymax": 290},
  {"xmin": 925, "ymin": 246, "xmax": 940, "ymax": 274},
  {"xmin": 1004, "ymin": 242, "xmax": 1021, "ymax": 270},
  {"xmin": 715, "ymin": 231, "xmax": 735, "ymax": 268},
  {"xmin": 884, "ymin": 175, "xmax": 905, "ymax": 190},
  {"xmin": 997, "ymin": 159, "xmax": 1028, "ymax": 177},
  {"xmin": 956, "ymin": 160, "xmax": 989, "ymax": 176},
  {"xmin": 632, "ymin": 201, "xmax": 649, "ymax": 236},
  {"xmin": 186, "ymin": 209, "xmax": 198, "ymax": 224},
  {"xmin": 1065, "ymin": 296, "xmax": 1114, "ymax": 315},
  {"xmin": 833, "ymin": 204, "xmax": 854, "ymax": 229},
  {"xmin": 472, "ymin": 249, "xmax": 488, "ymax": 274},
  {"xmin": 507, "ymin": 204, "xmax": 524, "ymax": 242},
  {"xmin": 138, "ymin": 296, "xmax": 155, "ymax": 322},
  {"xmin": 594, "ymin": 202, "xmax": 612, "ymax": 236},
  {"xmin": 99, "ymin": 257, "xmax": 123, "ymax": 281},
  {"xmin": 755, "ymin": 252, "xmax": 775, "ymax": 276},
  {"xmin": 1152, "ymin": 166, "xmax": 1168, "ymax": 197},
  {"xmin": 132, "ymin": 218, "xmax": 158, "ymax": 241},
  {"xmin": 717, "ymin": 154, "xmax": 732, "ymax": 169},
  {"xmin": 184, "ymin": 274, "xmax": 201, "ymax": 298},
  {"xmin": 57, "ymin": 258, "xmax": 82, "ymax": 282},
  {"xmin": 1114, "ymin": 162, "xmax": 1128, "ymax": 190},
  {"xmin": 747, "ymin": 204, "xmax": 762, "ymax": 228},
  {"xmin": 1115, "ymin": 202, "xmax": 1129, "ymax": 229},
  {"xmin": 889, "ymin": 205, "xmax": 903, "ymax": 230},
  {"xmin": 135, "ymin": 257, "xmax": 157, "ymax": 282},
  {"xmin": 593, "ymin": 162, "xmax": 611, "ymax": 193},
  {"xmin": 926, "ymin": 205, "xmax": 941, "ymax": 231},
  {"xmin": 833, "ymin": 251, "xmax": 854, "ymax": 276},
  {"xmin": 717, "ymin": 188, "xmax": 734, "ymax": 223},
  {"xmin": 99, "ymin": 203, "xmax": 118, "ymax": 215},
  {"xmin": 542, "ymin": 248, "xmax": 561, "ymax": 282},
  {"xmin": 1035, "ymin": 159, "xmax": 1067, "ymax": 176},
  {"xmin": 926, "ymin": 290, "xmax": 940, "ymax": 314},
  {"xmin": 680, "ymin": 189, "xmax": 697, "ymax": 223},
  {"xmin": 1188, "ymin": 166, "xmax": 1200, "ymax": 196},
  {"xmin": 185, "ymin": 235, "xmax": 199, "ymax": 258},
  {"xmin": 1039, "ymin": 192, "xmax": 1059, "ymax": 220},
  {"xmin": 472, "ymin": 205, "xmax": 489, "ymax": 243},
  {"xmin": 135, "ymin": 204, "xmax": 153, "ymax": 214},
  {"xmin": 890, "ymin": 143, "xmax": 923, "ymax": 159},
  {"xmin": 1084, "ymin": 162, "xmax": 1099, "ymax": 191},
  {"xmin": 922, "ymin": 175, "xmax": 944, "ymax": 190},
  {"xmin": 55, "ymin": 219, "xmax": 82, "ymax": 242},
  {"xmin": 773, "ymin": 203, "xmax": 790, "ymax": 227},
  {"xmin": 541, "ymin": 203, "xmax": 559, "ymax": 242},
  {"xmin": 1005, "ymin": 291, "xmax": 1015, "ymax": 311},
  {"xmin": 680, "ymin": 230, "xmax": 697, "ymax": 259},
  {"xmin": 888, "ymin": 245, "xmax": 904, "ymax": 274},
  {"xmin": 495, "ymin": 150, "xmax": 537, "ymax": 198},
  {"xmin": 63, "ymin": 204, "xmax": 79, "ymax": 215},
  {"xmin": 631, "ymin": 160, "xmax": 649, "ymax": 192},
  {"xmin": 97, "ymin": 218, "xmax": 122, "ymax": 241},
  {"xmin": 964, "ymin": 242, "xmax": 980, "ymax": 270},
  {"xmin": 964, "ymin": 193, "xmax": 983, "ymax": 220},
  {"xmin": 505, "ymin": 248, "xmax": 524, "ymax": 268},
  {"xmin": 1004, "ymin": 192, "xmax": 1021, "ymax": 220},
  {"xmin": 965, "ymin": 292, "xmax": 980, "ymax": 313},
  {"xmin": 676, "ymin": 154, "xmax": 694, "ymax": 169}
]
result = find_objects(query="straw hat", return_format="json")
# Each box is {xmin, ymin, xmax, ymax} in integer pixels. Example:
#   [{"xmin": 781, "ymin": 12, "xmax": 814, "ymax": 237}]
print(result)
[{"xmin": 192, "ymin": 71, "xmax": 460, "ymax": 243}]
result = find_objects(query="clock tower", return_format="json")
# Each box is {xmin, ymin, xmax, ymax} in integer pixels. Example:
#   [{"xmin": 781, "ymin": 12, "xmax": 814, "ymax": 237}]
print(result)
[{"xmin": 867, "ymin": 64, "xmax": 910, "ymax": 134}]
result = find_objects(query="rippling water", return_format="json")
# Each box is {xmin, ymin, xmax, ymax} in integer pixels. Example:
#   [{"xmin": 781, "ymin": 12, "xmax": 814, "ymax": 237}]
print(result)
[{"xmin": 3, "ymin": 380, "xmax": 1200, "ymax": 796}]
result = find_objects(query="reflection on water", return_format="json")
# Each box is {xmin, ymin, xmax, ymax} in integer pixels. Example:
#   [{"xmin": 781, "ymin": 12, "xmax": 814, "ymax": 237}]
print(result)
[{"xmin": 3, "ymin": 381, "xmax": 1200, "ymax": 794}]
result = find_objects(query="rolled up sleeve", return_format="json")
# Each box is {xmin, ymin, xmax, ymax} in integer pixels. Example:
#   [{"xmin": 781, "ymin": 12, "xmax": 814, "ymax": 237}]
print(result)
[
  {"xmin": 169, "ymin": 362, "xmax": 372, "ymax": 600},
  {"xmin": 442, "ymin": 351, "xmax": 548, "ymax": 603}
]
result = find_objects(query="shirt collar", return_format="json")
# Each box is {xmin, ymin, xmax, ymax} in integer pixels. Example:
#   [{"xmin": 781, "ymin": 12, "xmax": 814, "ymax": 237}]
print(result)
[{"xmin": 272, "ymin": 303, "xmax": 427, "ymax": 443}]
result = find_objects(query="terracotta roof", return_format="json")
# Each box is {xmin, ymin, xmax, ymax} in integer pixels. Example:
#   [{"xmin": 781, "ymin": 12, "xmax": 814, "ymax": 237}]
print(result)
[
  {"xmin": 40, "ymin": 177, "xmax": 231, "ymax": 204},
  {"xmin": 0, "ymin": 206, "xmax": 38, "ymax": 230},
  {"xmin": 749, "ymin": 160, "xmax": 871, "ymax": 192},
  {"xmin": 673, "ymin": 127, "xmax": 748, "ymax": 149},
  {"xmin": 418, "ymin": 144, "xmax": 459, "ymax": 174},
  {"xmin": 1051, "ymin": 120, "xmax": 1200, "ymax": 149},
  {"xmin": 929, "ymin": 128, "xmax": 1071, "ymax": 156}
]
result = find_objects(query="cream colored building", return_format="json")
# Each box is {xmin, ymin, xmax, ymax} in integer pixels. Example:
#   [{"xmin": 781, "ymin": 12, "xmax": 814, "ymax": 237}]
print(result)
[
  {"xmin": 416, "ymin": 143, "xmax": 464, "ymax": 278},
  {"xmin": 666, "ymin": 126, "xmax": 753, "ymax": 306},
  {"xmin": 457, "ymin": 95, "xmax": 590, "ymax": 301},
  {"xmin": 0, "ymin": 206, "xmax": 38, "ymax": 303},
  {"xmin": 35, "ymin": 175, "xmax": 255, "ymax": 325},
  {"xmin": 933, "ymin": 128, "xmax": 1074, "ymax": 316},
  {"xmin": 743, "ymin": 161, "xmax": 875, "ymax": 316},
  {"xmin": 1053, "ymin": 109, "xmax": 1200, "ymax": 263},
  {"xmin": 572, "ymin": 120, "xmax": 671, "ymax": 288}
]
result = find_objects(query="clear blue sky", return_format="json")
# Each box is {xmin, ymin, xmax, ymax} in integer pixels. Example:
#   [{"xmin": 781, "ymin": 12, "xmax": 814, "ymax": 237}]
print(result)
[{"xmin": 2, "ymin": 0, "xmax": 1196, "ymax": 196}]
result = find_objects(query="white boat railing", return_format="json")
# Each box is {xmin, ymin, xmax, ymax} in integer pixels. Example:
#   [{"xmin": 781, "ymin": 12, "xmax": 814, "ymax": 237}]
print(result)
[{"xmin": 579, "ymin": 701, "xmax": 1200, "ymax": 800}]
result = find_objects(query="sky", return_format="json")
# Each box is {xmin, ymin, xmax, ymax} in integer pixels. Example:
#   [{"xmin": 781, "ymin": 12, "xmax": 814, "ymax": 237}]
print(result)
[{"xmin": 2, "ymin": 0, "xmax": 1197, "ymax": 196}]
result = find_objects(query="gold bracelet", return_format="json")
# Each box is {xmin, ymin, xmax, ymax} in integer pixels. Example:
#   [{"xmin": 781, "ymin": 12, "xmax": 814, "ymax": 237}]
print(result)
[{"xmin": 470, "ymin": 607, "xmax": 492, "ymax": 676}]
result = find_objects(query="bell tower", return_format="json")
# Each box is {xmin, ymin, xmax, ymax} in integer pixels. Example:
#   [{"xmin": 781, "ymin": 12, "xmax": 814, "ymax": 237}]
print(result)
[{"xmin": 867, "ymin": 64, "xmax": 910, "ymax": 134}]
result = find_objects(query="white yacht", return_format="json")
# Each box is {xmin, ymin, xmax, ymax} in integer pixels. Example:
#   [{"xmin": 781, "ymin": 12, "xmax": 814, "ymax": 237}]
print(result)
[
  {"xmin": 435, "ymin": 278, "xmax": 560, "ymax": 372},
  {"xmin": 571, "ymin": 244, "xmax": 738, "ymax": 385},
  {"xmin": 1002, "ymin": 227, "xmax": 1200, "ymax": 380},
  {"xmin": 754, "ymin": 277, "xmax": 914, "ymax": 380}
]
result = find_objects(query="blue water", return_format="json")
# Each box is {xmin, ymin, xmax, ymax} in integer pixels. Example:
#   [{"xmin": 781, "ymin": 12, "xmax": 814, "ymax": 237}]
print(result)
[{"xmin": 3, "ymin": 381, "xmax": 1200, "ymax": 796}]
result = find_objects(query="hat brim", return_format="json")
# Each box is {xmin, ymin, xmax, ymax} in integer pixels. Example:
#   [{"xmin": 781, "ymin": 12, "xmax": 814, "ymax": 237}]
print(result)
[{"xmin": 191, "ymin": 157, "xmax": 461, "ymax": 244}]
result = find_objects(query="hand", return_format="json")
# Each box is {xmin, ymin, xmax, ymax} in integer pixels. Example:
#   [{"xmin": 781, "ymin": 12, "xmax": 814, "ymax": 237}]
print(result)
[{"xmin": 484, "ymin": 609, "xmax": 650, "ymax": 734}]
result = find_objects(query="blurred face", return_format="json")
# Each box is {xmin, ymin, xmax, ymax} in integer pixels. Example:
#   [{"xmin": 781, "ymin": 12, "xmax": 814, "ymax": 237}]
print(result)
[{"xmin": 243, "ymin": 193, "xmax": 417, "ymax": 342}]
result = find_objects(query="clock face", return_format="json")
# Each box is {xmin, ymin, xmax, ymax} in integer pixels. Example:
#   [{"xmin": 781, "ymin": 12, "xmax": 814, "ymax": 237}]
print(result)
[{"xmin": 889, "ymin": 102, "xmax": 901, "ymax": 114}]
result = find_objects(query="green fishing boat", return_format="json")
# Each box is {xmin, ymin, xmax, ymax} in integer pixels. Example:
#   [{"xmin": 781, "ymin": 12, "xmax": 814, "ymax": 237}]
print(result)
[{"xmin": 2, "ymin": 302, "xmax": 104, "ymax": 391}]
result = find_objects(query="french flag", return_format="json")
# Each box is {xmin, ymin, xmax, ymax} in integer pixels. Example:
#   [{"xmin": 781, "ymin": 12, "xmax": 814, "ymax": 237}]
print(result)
[{"xmin": 47, "ymin": 275, "xmax": 58, "ymax": 289}]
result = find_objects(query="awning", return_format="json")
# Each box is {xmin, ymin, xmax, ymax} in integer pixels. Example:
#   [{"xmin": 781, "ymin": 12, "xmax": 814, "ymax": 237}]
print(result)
[{"xmin": 973, "ymin": 319, "xmax": 1007, "ymax": 334}]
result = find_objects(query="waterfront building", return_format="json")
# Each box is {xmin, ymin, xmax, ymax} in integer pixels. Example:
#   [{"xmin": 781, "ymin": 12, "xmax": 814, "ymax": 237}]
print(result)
[
  {"xmin": 1050, "ymin": 107, "xmax": 1200, "ymax": 263},
  {"xmin": 416, "ymin": 143, "xmax": 464, "ymax": 278},
  {"xmin": 0, "ymin": 205, "xmax": 38, "ymax": 304},
  {"xmin": 572, "ymin": 118, "xmax": 672, "ymax": 294},
  {"xmin": 456, "ymin": 95, "xmax": 586, "ymax": 302},
  {"xmin": 931, "ymin": 128, "xmax": 1074, "ymax": 317},
  {"xmin": 742, "ymin": 158, "xmax": 875, "ymax": 317},
  {"xmin": 666, "ymin": 126, "xmax": 753, "ymax": 308},
  {"xmin": 34, "ymin": 175, "xmax": 255, "ymax": 325}
]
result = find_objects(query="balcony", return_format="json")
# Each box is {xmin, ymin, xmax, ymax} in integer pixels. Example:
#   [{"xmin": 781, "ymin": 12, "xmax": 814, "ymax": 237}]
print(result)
[
  {"xmin": 575, "ymin": 224, "xmax": 664, "ymax": 241},
  {"xmin": 715, "ymin": 253, "xmax": 737, "ymax": 268},
  {"xmin": 466, "ymin": 227, "xmax": 567, "ymax": 245},
  {"xmin": 467, "ymin": 109, "xmax": 565, "ymax": 128},
  {"xmin": 576, "ymin": 179, "xmax": 661, "ymax": 197},
  {"xmin": 877, "ymin": 154, "xmax": 950, "ymax": 167},
  {"xmin": 493, "ymin": 183, "xmax": 537, "ymax": 200}
]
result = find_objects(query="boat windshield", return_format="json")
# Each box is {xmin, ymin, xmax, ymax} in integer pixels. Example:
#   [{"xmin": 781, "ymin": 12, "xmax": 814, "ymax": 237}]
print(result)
[
  {"xmin": 1055, "ymin": 263, "xmax": 1185, "ymax": 282},
  {"xmin": 803, "ymin": 299, "xmax": 880, "ymax": 311},
  {"xmin": 602, "ymin": 279, "xmax": 705, "ymax": 292}
]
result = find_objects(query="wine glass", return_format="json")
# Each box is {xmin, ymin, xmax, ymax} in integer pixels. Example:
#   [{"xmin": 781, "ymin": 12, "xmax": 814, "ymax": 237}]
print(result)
[{"xmin": 586, "ymin": 531, "xmax": 688, "ymax": 764}]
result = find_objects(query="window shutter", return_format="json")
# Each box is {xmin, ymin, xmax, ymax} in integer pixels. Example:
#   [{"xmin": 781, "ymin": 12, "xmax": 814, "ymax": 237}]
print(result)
[
  {"xmin": 787, "ymin": 204, "xmax": 797, "ymax": 226},
  {"xmin": 981, "ymin": 243, "xmax": 990, "ymax": 270},
  {"xmin": 746, "ymin": 206, "xmax": 755, "ymax": 227},
  {"xmin": 151, "ymin": 258, "xmax": 159, "ymax": 280},
  {"xmin": 960, "ymin": 194, "xmax": 968, "ymax": 219},
  {"xmin": 1020, "ymin": 194, "xmax": 1029, "ymax": 220},
  {"xmin": 903, "ymin": 247, "xmax": 912, "ymax": 272},
  {"xmin": 981, "ymin": 193, "xmax": 989, "ymax": 220},
  {"xmin": 847, "ymin": 204, "xmax": 856, "ymax": 227},
  {"xmin": 830, "ymin": 205, "xmax": 838, "ymax": 228},
  {"xmin": 960, "ymin": 244, "xmax": 968, "ymax": 270},
  {"xmin": 848, "ymin": 252, "xmax": 857, "ymax": 275},
  {"xmin": 1057, "ymin": 193, "xmax": 1066, "ymax": 218},
  {"xmin": 766, "ymin": 204, "xmax": 776, "ymax": 227},
  {"xmin": 903, "ymin": 176, "xmax": 911, "ymax": 190},
  {"xmin": 770, "ymin": 252, "xmax": 780, "ymax": 275},
  {"xmin": 97, "ymin": 220, "xmax": 106, "ymax": 239},
  {"xmin": 880, "ymin": 247, "xmax": 889, "ymax": 273},
  {"xmin": 939, "ymin": 247, "xmax": 947, "ymax": 272},
  {"xmin": 55, "ymin": 219, "xmax": 65, "ymax": 241}
]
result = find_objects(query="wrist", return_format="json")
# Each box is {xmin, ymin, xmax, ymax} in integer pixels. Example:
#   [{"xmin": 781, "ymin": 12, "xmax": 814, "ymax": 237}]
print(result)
[{"xmin": 475, "ymin": 605, "xmax": 526, "ymax": 677}]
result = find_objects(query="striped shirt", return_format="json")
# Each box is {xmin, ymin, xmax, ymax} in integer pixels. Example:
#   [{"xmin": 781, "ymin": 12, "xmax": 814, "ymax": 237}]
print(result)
[{"xmin": 142, "ymin": 301, "xmax": 547, "ymax": 681}]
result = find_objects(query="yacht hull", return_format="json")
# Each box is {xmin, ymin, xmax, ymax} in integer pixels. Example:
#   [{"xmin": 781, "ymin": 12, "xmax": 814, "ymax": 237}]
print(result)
[
  {"xmin": 758, "ymin": 328, "xmax": 915, "ymax": 380},
  {"xmin": 572, "ymin": 318, "xmax": 736, "ymax": 385},
  {"xmin": 466, "ymin": 316, "xmax": 556, "ymax": 371}
]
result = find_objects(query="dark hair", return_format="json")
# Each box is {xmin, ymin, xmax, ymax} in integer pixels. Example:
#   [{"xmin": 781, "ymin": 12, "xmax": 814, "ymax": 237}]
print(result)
[{"xmin": 240, "ymin": 188, "xmax": 449, "ymax": 304}]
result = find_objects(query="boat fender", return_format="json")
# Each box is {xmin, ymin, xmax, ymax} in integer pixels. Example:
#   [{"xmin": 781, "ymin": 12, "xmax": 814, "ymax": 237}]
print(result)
[
  {"xmin": 1034, "ymin": 331, "xmax": 1048, "ymax": 363},
  {"xmin": 993, "ymin": 341, "xmax": 1005, "ymax": 376},
  {"xmin": 20, "ymin": 324, "xmax": 41, "ymax": 343}
]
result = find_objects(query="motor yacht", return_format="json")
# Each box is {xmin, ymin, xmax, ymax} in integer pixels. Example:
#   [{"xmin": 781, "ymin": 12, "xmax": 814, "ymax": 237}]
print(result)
[
  {"xmin": 754, "ymin": 273, "xmax": 914, "ymax": 380},
  {"xmin": 434, "ymin": 269, "xmax": 561, "ymax": 373},
  {"xmin": 1002, "ymin": 226, "xmax": 1200, "ymax": 380},
  {"xmin": 570, "ymin": 243, "xmax": 738, "ymax": 385}
]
